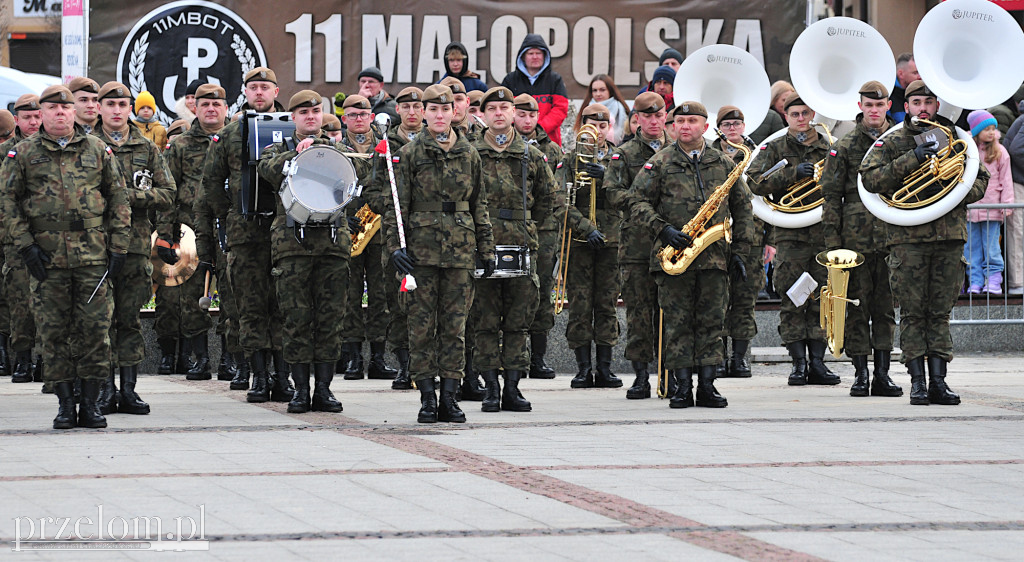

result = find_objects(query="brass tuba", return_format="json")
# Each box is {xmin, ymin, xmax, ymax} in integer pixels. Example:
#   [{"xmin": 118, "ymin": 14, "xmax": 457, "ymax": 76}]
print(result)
[
  {"xmin": 554, "ymin": 123, "xmax": 602, "ymax": 314},
  {"xmin": 349, "ymin": 204, "xmax": 381, "ymax": 257},
  {"xmin": 817, "ymin": 249, "xmax": 864, "ymax": 358}
]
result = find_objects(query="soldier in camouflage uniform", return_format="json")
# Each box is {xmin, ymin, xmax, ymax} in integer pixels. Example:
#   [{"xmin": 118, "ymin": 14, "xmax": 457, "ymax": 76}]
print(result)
[
  {"xmin": 604, "ymin": 92, "xmax": 668, "ymax": 399},
  {"xmin": 1, "ymin": 94, "xmax": 43, "ymax": 384},
  {"xmin": 157, "ymin": 84, "xmax": 228, "ymax": 383},
  {"xmin": 747, "ymin": 93, "xmax": 840, "ymax": 387},
  {"xmin": 0, "ymin": 108, "xmax": 12, "ymax": 377},
  {"xmin": 471, "ymin": 86, "xmax": 555, "ymax": 412},
  {"xmin": 69, "ymin": 76, "xmax": 100, "ymax": 135},
  {"xmin": 257, "ymin": 90, "xmax": 355, "ymax": 413},
  {"xmin": 860, "ymin": 80, "xmax": 988, "ymax": 406},
  {"xmin": 442, "ymin": 77, "xmax": 485, "ymax": 143},
  {"xmin": 820, "ymin": 81, "xmax": 903, "ymax": 398},
  {"xmin": 93, "ymin": 81, "xmax": 175, "ymax": 415},
  {"xmin": 195, "ymin": 66, "xmax": 293, "ymax": 403},
  {"xmin": 555, "ymin": 104, "xmax": 623, "ymax": 389},
  {"xmin": 513, "ymin": 93, "xmax": 562, "ymax": 379},
  {"xmin": 384, "ymin": 84, "xmax": 495, "ymax": 424},
  {"xmin": 628, "ymin": 101, "xmax": 753, "ymax": 409},
  {"xmin": 0, "ymin": 84, "xmax": 132, "ymax": 429}
]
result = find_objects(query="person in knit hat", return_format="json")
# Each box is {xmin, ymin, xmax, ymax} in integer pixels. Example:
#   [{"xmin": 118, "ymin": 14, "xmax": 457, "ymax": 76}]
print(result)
[
  {"xmin": 964, "ymin": 109, "xmax": 1014, "ymax": 294},
  {"xmin": 659, "ymin": 48, "xmax": 683, "ymax": 71},
  {"xmin": 133, "ymin": 90, "xmax": 168, "ymax": 150},
  {"xmin": 639, "ymin": 65, "xmax": 676, "ymax": 111}
]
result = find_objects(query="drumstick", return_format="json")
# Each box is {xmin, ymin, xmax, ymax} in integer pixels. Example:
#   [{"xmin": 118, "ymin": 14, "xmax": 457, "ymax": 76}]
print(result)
[{"xmin": 198, "ymin": 270, "xmax": 212, "ymax": 310}]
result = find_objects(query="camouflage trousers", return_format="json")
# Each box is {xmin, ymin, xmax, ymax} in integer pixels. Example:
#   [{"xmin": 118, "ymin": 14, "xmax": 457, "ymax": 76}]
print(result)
[
  {"xmin": 844, "ymin": 251, "xmax": 896, "ymax": 356},
  {"xmin": 30, "ymin": 265, "xmax": 112, "ymax": 382},
  {"xmin": 474, "ymin": 274, "xmax": 540, "ymax": 371},
  {"xmin": 110, "ymin": 254, "xmax": 153, "ymax": 367},
  {"xmin": 529, "ymin": 229, "xmax": 558, "ymax": 334},
  {"xmin": 887, "ymin": 241, "xmax": 964, "ymax": 364},
  {"xmin": 216, "ymin": 245, "xmax": 241, "ymax": 353},
  {"xmin": 619, "ymin": 261, "xmax": 659, "ymax": 363},
  {"xmin": 228, "ymin": 242, "xmax": 282, "ymax": 356},
  {"xmin": 0, "ymin": 255, "xmax": 8, "ymax": 338},
  {"xmin": 273, "ymin": 255, "xmax": 349, "ymax": 364},
  {"xmin": 342, "ymin": 241, "xmax": 388, "ymax": 344},
  {"xmin": 153, "ymin": 267, "xmax": 214, "ymax": 340},
  {"xmin": 775, "ymin": 240, "xmax": 827, "ymax": 345},
  {"xmin": 407, "ymin": 266, "xmax": 474, "ymax": 381},
  {"xmin": 384, "ymin": 261, "xmax": 409, "ymax": 350},
  {"xmin": 565, "ymin": 243, "xmax": 620, "ymax": 349},
  {"xmin": 655, "ymin": 269, "xmax": 728, "ymax": 369},
  {"xmin": 726, "ymin": 249, "xmax": 766, "ymax": 341},
  {"xmin": 3, "ymin": 245, "xmax": 36, "ymax": 352}
]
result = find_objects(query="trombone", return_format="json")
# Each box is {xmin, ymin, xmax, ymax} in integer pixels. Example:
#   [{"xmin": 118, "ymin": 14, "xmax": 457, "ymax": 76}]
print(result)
[{"xmin": 554, "ymin": 123, "xmax": 603, "ymax": 314}]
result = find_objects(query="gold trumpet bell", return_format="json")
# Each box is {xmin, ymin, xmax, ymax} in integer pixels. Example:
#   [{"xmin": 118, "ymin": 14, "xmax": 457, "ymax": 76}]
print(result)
[{"xmin": 816, "ymin": 249, "xmax": 864, "ymax": 359}]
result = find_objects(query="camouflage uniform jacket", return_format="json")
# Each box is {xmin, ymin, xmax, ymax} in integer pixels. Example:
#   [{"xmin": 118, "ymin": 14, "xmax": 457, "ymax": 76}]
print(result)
[
  {"xmin": 471, "ymin": 131, "xmax": 555, "ymax": 252},
  {"xmin": 1, "ymin": 127, "xmax": 131, "ymax": 267},
  {"xmin": 713, "ymin": 135, "xmax": 773, "ymax": 249},
  {"xmin": 820, "ymin": 115, "xmax": 895, "ymax": 251},
  {"xmin": 860, "ymin": 115, "xmax": 988, "ymax": 246},
  {"xmin": 746, "ymin": 130, "xmax": 830, "ymax": 244},
  {"xmin": 95, "ymin": 122, "xmax": 175, "ymax": 256},
  {"xmin": 524, "ymin": 125, "xmax": 562, "ymax": 231},
  {"xmin": 0, "ymin": 129, "xmax": 30, "ymax": 245},
  {"xmin": 159, "ymin": 118, "xmax": 219, "ymax": 240},
  {"xmin": 605, "ymin": 132, "xmax": 668, "ymax": 264},
  {"xmin": 555, "ymin": 146, "xmax": 619, "ymax": 245},
  {"xmin": 628, "ymin": 142, "xmax": 754, "ymax": 273},
  {"xmin": 385, "ymin": 130, "xmax": 494, "ymax": 268}
]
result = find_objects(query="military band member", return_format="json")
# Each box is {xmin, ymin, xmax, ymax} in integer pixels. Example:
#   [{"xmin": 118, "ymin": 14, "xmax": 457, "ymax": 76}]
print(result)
[
  {"xmin": 628, "ymin": 101, "xmax": 753, "ymax": 408},
  {"xmin": 384, "ymin": 84, "xmax": 495, "ymax": 423},
  {"xmin": 257, "ymin": 90, "xmax": 352, "ymax": 413},
  {"xmin": 94, "ymin": 81, "xmax": 175, "ymax": 415},
  {"xmin": 471, "ymin": 86, "xmax": 555, "ymax": 412},
  {"xmin": 233, "ymin": 67, "xmax": 285, "ymax": 117},
  {"xmin": 322, "ymin": 113, "xmax": 344, "ymax": 142},
  {"xmin": 441, "ymin": 77, "xmax": 484, "ymax": 142},
  {"xmin": 557, "ymin": 104, "xmax": 623, "ymax": 389},
  {"xmin": 860, "ymin": 80, "xmax": 987, "ymax": 406},
  {"xmin": 0, "ymin": 84, "xmax": 132, "ymax": 429},
  {"xmin": 820, "ymin": 81, "xmax": 903, "ymax": 398},
  {"xmin": 467, "ymin": 90, "xmax": 484, "ymax": 122},
  {"xmin": 0, "ymin": 108, "xmax": 12, "ymax": 377},
  {"xmin": 604, "ymin": 92, "xmax": 668, "ymax": 399},
  {"xmin": 747, "ymin": 93, "xmax": 839, "ymax": 387},
  {"xmin": 69, "ymin": 76, "xmax": 100, "ymax": 135}
]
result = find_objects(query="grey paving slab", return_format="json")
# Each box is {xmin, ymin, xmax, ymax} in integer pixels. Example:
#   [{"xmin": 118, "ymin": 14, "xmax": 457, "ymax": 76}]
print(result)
[{"xmin": 747, "ymin": 530, "xmax": 1024, "ymax": 562}]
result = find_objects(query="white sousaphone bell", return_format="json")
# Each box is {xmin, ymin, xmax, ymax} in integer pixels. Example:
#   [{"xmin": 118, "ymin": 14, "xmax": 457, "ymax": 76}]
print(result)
[
  {"xmin": 672, "ymin": 44, "xmax": 770, "ymax": 142},
  {"xmin": 858, "ymin": 0, "xmax": 1024, "ymax": 227}
]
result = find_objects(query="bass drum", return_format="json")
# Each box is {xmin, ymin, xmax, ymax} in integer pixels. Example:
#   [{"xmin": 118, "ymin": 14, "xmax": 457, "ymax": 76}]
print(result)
[{"xmin": 280, "ymin": 146, "xmax": 360, "ymax": 224}]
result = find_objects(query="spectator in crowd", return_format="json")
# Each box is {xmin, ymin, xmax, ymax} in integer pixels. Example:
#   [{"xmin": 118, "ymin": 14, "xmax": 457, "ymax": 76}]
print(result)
[
  {"xmin": 889, "ymin": 53, "xmax": 919, "ymax": 124},
  {"xmin": 440, "ymin": 42, "xmax": 488, "ymax": 92},
  {"xmin": 175, "ymin": 79, "xmax": 202, "ymax": 123},
  {"xmin": 1003, "ymin": 100, "xmax": 1024, "ymax": 295},
  {"xmin": 657, "ymin": 48, "xmax": 683, "ymax": 72},
  {"xmin": 748, "ymin": 80, "xmax": 789, "ymax": 144},
  {"xmin": 639, "ymin": 65, "xmax": 675, "ymax": 111},
  {"xmin": 574, "ymin": 74, "xmax": 630, "ymax": 144},
  {"xmin": 964, "ymin": 110, "xmax": 1014, "ymax": 294},
  {"xmin": 132, "ymin": 90, "xmax": 167, "ymax": 150},
  {"xmin": 501, "ymin": 33, "xmax": 569, "ymax": 146},
  {"xmin": 987, "ymin": 84, "xmax": 1024, "ymax": 137},
  {"xmin": 356, "ymin": 67, "xmax": 399, "ymax": 124}
]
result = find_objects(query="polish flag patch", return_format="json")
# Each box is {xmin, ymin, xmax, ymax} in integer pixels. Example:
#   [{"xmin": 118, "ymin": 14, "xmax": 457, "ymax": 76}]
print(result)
[
  {"xmin": 556, "ymin": 162, "xmax": 563, "ymax": 169},
  {"xmin": 759, "ymin": 145, "xmax": 768, "ymax": 150},
  {"xmin": 611, "ymin": 153, "xmax": 621, "ymax": 160},
  {"xmin": 105, "ymin": 147, "xmax": 113, "ymax": 155},
  {"xmin": 211, "ymin": 134, "xmax": 220, "ymax": 142},
  {"xmin": 874, "ymin": 141, "xmax": 884, "ymax": 147},
  {"xmin": 829, "ymin": 149, "xmax": 837, "ymax": 156},
  {"xmin": 644, "ymin": 163, "xmax": 653, "ymax": 169},
  {"xmin": 6, "ymin": 150, "xmax": 15, "ymax": 158},
  {"xmin": 392, "ymin": 156, "xmax": 400, "ymax": 163}
]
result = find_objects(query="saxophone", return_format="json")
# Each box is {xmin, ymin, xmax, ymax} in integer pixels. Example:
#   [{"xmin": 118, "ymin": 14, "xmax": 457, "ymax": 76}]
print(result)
[
  {"xmin": 349, "ymin": 204, "xmax": 381, "ymax": 257},
  {"xmin": 657, "ymin": 132, "xmax": 751, "ymax": 275}
]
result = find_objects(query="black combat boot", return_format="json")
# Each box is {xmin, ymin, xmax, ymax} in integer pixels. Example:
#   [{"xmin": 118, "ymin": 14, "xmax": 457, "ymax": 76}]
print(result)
[
  {"xmin": 312, "ymin": 362, "xmax": 344, "ymax": 412},
  {"xmin": 336, "ymin": 343, "xmax": 350, "ymax": 375},
  {"xmin": 246, "ymin": 351, "xmax": 271, "ymax": 403},
  {"xmin": 217, "ymin": 335, "xmax": 237, "ymax": 381},
  {"xmin": 287, "ymin": 363, "xmax": 311, "ymax": 413},
  {"xmin": 367, "ymin": 342, "xmax": 398, "ymax": 380},
  {"xmin": 501, "ymin": 370, "xmax": 532, "ymax": 412},
  {"xmin": 53, "ymin": 381, "xmax": 77, "ymax": 430},
  {"xmin": 696, "ymin": 365, "xmax": 728, "ymax": 408},
  {"xmin": 528, "ymin": 332, "xmax": 556, "ymax": 379},
  {"xmin": 175, "ymin": 338, "xmax": 194, "ymax": 374},
  {"xmin": 77, "ymin": 379, "xmax": 108, "ymax": 428},
  {"xmin": 715, "ymin": 337, "xmax": 728, "ymax": 378},
  {"xmin": 726, "ymin": 339, "xmax": 752, "ymax": 378},
  {"xmin": 343, "ymin": 342, "xmax": 364, "ymax": 380},
  {"xmin": 186, "ymin": 334, "xmax": 212, "ymax": 380},
  {"xmin": 417, "ymin": 378, "xmax": 438, "ymax": 423},
  {"xmin": 626, "ymin": 362, "xmax": 651, "ymax": 399},
  {"xmin": 391, "ymin": 348, "xmax": 412, "ymax": 390},
  {"xmin": 0, "ymin": 333, "xmax": 10, "ymax": 377},
  {"xmin": 157, "ymin": 337, "xmax": 175, "ymax": 375},
  {"xmin": 668, "ymin": 368, "xmax": 694, "ymax": 408},
  {"xmin": 806, "ymin": 340, "xmax": 840, "ymax": 385},
  {"xmin": 849, "ymin": 355, "xmax": 870, "ymax": 397},
  {"xmin": 570, "ymin": 344, "xmax": 594, "ymax": 388},
  {"xmin": 97, "ymin": 369, "xmax": 118, "ymax": 415},
  {"xmin": 594, "ymin": 345, "xmax": 622, "ymax": 388},
  {"xmin": 230, "ymin": 358, "xmax": 251, "ymax": 390},
  {"xmin": 32, "ymin": 355, "xmax": 43, "ymax": 382},
  {"xmin": 927, "ymin": 356, "xmax": 960, "ymax": 405},
  {"xmin": 460, "ymin": 351, "xmax": 485, "ymax": 401},
  {"xmin": 480, "ymin": 370, "xmax": 501, "ymax": 412},
  {"xmin": 908, "ymin": 356, "xmax": 928, "ymax": 405},
  {"xmin": 437, "ymin": 378, "xmax": 466, "ymax": 423},
  {"xmin": 786, "ymin": 341, "xmax": 808, "ymax": 386},
  {"xmin": 11, "ymin": 350, "xmax": 33, "ymax": 383},
  {"xmin": 870, "ymin": 350, "xmax": 903, "ymax": 397},
  {"xmin": 118, "ymin": 365, "xmax": 150, "ymax": 415},
  {"xmin": 270, "ymin": 350, "xmax": 294, "ymax": 402}
]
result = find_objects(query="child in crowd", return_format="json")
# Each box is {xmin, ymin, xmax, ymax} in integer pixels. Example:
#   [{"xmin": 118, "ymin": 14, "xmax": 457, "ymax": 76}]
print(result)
[
  {"xmin": 964, "ymin": 110, "xmax": 1014, "ymax": 294},
  {"xmin": 133, "ymin": 90, "xmax": 168, "ymax": 150}
]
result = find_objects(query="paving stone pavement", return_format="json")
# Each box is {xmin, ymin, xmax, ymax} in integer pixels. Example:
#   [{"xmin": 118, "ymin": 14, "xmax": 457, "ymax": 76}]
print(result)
[{"xmin": 1, "ymin": 353, "xmax": 1022, "ymax": 561}]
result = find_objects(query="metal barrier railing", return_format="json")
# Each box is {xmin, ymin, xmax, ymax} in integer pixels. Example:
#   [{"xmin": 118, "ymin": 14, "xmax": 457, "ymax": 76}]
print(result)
[{"xmin": 952, "ymin": 202, "xmax": 1024, "ymax": 325}]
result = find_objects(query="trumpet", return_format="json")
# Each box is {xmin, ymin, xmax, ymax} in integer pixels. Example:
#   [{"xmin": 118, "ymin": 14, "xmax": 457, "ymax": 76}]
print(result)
[
  {"xmin": 886, "ymin": 117, "xmax": 968, "ymax": 209},
  {"xmin": 349, "ymin": 204, "xmax": 381, "ymax": 257},
  {"xmin": 554, "ymin": 123, "xmax": 603, "ymax": 314},
  {"xmin": 817, "ymin": 249, "xmax": 864, "ymax": 358}
]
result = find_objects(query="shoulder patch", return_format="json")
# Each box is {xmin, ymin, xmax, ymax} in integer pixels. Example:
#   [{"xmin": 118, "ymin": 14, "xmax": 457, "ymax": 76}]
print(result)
[
  {"xmin": 644, "ymin": 162, "xmax": 654, "ymax": 170},
  {"xmin": 105, "ymin": 146, "xmax": 113, "ymax": 155},
  {"xmin": 6, "ymin": 150, "xmax": 15, "ymax": 158},
  {"xmin": 611, "ymin": 153, "xmax": 621, "ymax": 160},
  {"xmin": 392, "ymin": 156, "xmax": 400, "ymax": 163},
  {"xmin": 542, "ymin": 154, "xmax": 548, "ymax": 162},
  {"xmin": 556, "ymin": 162, "xmax": 563, "ymax": 169},
  {"xmin": 874, "ymin": 141, "xmax": 883, "ymax": 147},
  {"xmin": 759, "ymin": 145, "xmax": 768, "ymax": 150},
  {"xmin": 829, "ymin": 149, "xmax": 837, "ymax": 157}
]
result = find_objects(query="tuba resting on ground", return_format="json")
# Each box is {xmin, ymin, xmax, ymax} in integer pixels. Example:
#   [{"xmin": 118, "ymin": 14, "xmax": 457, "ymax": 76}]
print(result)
[
  {"xmin": 817, "ymin": 249, "xmax": 864, "ymax": 358},
  {"xmin": 554, "ymin": 123, "xmax": 602, "ymax": 314},
  {"xmin": 350, "ymin": 204, "xmax": 381, "ymax": 257}
]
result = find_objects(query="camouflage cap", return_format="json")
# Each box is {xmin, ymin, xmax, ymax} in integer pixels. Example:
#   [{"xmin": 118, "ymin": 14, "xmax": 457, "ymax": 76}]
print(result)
[
  {"xmin": 0, "ymin": 109, "xmax": 15, "ymax": 137},
  {"xmin": 342, "ymin": 94, "xmax": 371, "ymax": 110},
  {"xmin": 288, "ymin": 90, "xmax": 322, "ymax": 112},
  {"xmin": 167, "ymin": 119, "xmax": 190, "ymax": 136},
  {"xmin": 67, "ymin": 76, "xmax": 99, "ymax": 94},
  {"xmin": 97, "ymin": 81, "xmax": 131, "ymax": 100},
  {"xmin": 782, "ymin": 92, "xmax": 808, "ymax": 111},
  {"xmin": 672, "ymin": 101, "xmax": 708, "ymax": 118},
  {"xmin": 322, "ymin": 113, "xmax": 342, "ymax": 131},
  {"xmin": 422, "ymin": 84, "xmax": 454, "ymax": 106},
  {"xmin": 479, "ymin": 87, "xmax": 514, "ymax": 108},
  {"xmin": 858, "ymin": 80, "xmax": 889, "ymax": 100},
  {"xmin": 439, "ymin": 77, "xmax": 467, "ymax": 95},
  {"xmin": 14, "ymin": 94, "xmax": 40, "ymax": 111},
  {"xmin": 513, "ymin": 93, "xmax": 537, "ymax": 112},
  {"xmin": 195, "ymin": 83, "xmax": 226, "ymax": 100},
  {"xmin": 395, "ymin": 86, "xmax": 424, "ymax": 104},
  {"xmin": 38, "ymin": 86, "xmax": 73, "ymax": 105},
  {"xmin": 581, "ymin": 104, "xmax": 610, "ymax": 122},
  {"xmin": 244, "ymin": 66, "xmax": 277, "ymax": 85},
  {"xmin": 904, "ymin": 80, "xmax": 935, "ymax": 99},
  {"xmin": 633, "ymin": 92, "xmax": 665, "ymax": 114},
  {"xmin": 716, "ymin": 104, "xmax": 744, "ymax": 123}
]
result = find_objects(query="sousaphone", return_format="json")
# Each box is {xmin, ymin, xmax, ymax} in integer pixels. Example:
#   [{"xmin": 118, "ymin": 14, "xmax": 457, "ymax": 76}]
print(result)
[{"xmin": 672, "ymin": 44, "xmax": 770, "ymax": 141}]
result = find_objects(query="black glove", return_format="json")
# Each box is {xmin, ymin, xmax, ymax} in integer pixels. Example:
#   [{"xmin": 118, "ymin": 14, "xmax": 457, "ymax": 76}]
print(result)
[
  {"xmin": 196, "ymin": 261, "xmax": 215, "ymax": 279},
  {"xmin": 795, "ymin": 162, "xmax": 815, "ymax": 179},
  {"xmin": 108, "ymin": 252, "xmax": 126, "ymax": 279},
  {"xmin": 586, "ymin": 229, "xmax": 606, "ymax": 250},
  {"xmin": 658, "ymin": 225, "xmax": 692, "ymax": 250},
  {"xmin": 156, "ymin": 239, "xmax": 179, "ymax": 265},
  {"xmin": 391, "ymin": 248, "xmax": 416, "ymax": 275},
  {"xmin": 480, "ymin": 255, "xmax": 496, "ymax": 279},
  {"xmin": 913, "ymin": 141, "xmax": 939, "ymax": 163},
  {"xmin": 729, "ymin": 254, "xmax": 748, "ymax": 282},
  {"xmin": 19, "ymin": 244, "xmax": 51, "ymax": 282},
  {"xmin": 582, "ymin": 162, "xmax": 605, "ymax": 180},
  {"xmin": 348, "ymin": 215, "xmax": 362, "ymax": 234}
]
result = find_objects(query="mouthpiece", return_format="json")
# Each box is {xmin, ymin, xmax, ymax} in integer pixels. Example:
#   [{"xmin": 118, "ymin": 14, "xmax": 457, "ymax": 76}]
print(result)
[{"xmin": 910, "ymin": 116, "xmax": 921, "ymax": 126}]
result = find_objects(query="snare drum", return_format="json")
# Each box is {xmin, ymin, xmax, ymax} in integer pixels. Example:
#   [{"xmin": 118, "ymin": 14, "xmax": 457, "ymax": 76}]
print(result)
[
  {"xmin": 473, "ymin": 245, "xmax": 531, "ymax": 279},
  {"xmin": 280, "ymin": 146, "xmax": 361, "ymax": 224}
]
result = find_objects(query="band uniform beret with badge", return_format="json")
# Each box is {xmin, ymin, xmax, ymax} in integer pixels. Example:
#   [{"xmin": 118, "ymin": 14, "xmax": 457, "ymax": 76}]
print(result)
[
  {"xmin": 14, "ymin": 94, "xmax": 40, "ymax": 111},
  {"xmin": 782, "ymin": 92, "xmax": 807, "ymax": 112},
  {"xmin": 439, "ymin": 77, "xmax": 467, "ymax": 96},
  {"xmin": 422, "ymin": 84, "xmax": 454, "ymax": 105},
  {"xmin": 244, "ymin": 67, "xmax": 277, "ymax": 85},
  {"xmin": 513, "ymin": 93, "xmax": 537, "ymax": 112},
  {"xmin": 904, "ymin": 80, "xmax": 935, "ymax": 99},
  {"xmin": 480, "ymin": 87, "xmax": 514, "ymax": 108},
  {"xmin": 395, "ymin": 87, "xmax": 424, "ymax": 104},
  {"xmin": 0, "ymin": 109, "xmax": 16, "ymax": 137},
  {"xmin": 288, "ymin": 90, "xmax": 322, "ymax": 112},
  {"xmin": 342, "ymin": 94, "xmax": 371, "ymax": 110},
  {"xmin": 858, "ymin": 80, "xmax": 889, "ymax": 100},
  {"xmin": 322, "ymin": 114, "xmax": 342, "ymax": 132},
  {"xmin": 67, "ymin": 76, "xmax": 99, "ymax": 94},
  {"xmin": 195, "ymin": 83, "xmax": 226, "ymax": 100},
  {"xmin": 167, "ymin": 119, "xmax": 190, "ymax": 137},
  {"xmin": 717, "ymin": 104, "xmax": 744, "ymax": 124},
  {"xmin": 633, "ymin": 92, "xmax": 665, "ymax": 114},
  {"xmin": 39, "ymin": 86, "xmax": 74, "ymax": 105},
  {"xmin": 469, "ymin": 90, "xmax": 485, "ymax": 108},
  {"xmin": 581, "ymin": 104, "xmax": 610, "ymax": 122},
  {"xmin": 672, "ymin": 101, "xmax": 708, "ymax": 118},
  {"xmin": 97, "ymin": 81, "xmax": 131, "ymax": 101}
]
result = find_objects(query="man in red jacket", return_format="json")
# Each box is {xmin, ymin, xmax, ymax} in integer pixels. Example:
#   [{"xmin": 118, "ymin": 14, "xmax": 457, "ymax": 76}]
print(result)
[{"xmin": 501, "ymin": 33, "xmax": 569, "ymax": 146}]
